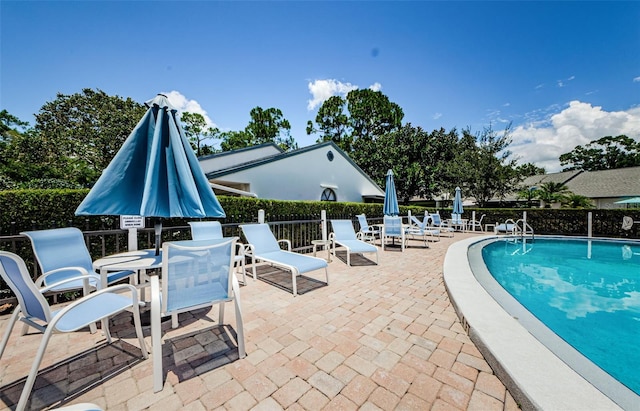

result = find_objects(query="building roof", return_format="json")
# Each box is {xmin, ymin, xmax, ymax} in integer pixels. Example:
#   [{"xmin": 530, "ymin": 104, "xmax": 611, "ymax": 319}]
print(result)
[
  {"xmin": 204, "ymin": 141, "xmax": 381, "ymax": 190},
  {"xmin": 565, "ymin": 166, "xmax": 640, "ymax": 198}
]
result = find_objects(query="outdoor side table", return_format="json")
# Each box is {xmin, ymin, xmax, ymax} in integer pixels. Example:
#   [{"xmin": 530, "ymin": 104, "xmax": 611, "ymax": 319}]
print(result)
[
  {"xmin": 93, "ymin": 249, "xmax": 163, "ymax": 294},
  {"xmin": 312, "ymin": 239, "xmax": 332, "ymax": 262},
  {"xmin": 484, "ymin": 223, "xmax": 496, "ymax": 233}
]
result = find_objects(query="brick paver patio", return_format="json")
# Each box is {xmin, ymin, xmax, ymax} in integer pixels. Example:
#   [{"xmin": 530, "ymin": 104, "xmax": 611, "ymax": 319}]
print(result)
[{"xmin": 0, "ymin": 232, "xmax": 521, "ymax": 410}]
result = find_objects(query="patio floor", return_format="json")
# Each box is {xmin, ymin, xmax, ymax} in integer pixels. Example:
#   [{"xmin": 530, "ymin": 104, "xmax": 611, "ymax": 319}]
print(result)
[{"xmin": 0, "ymin": 232, "xmax": 520, "ymax": 411}]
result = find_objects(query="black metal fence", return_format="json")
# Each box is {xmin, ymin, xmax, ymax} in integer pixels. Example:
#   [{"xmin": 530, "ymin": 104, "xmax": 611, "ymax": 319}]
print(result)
[
  {"xmin": 1, "ymin": 209, "xmax": 637, "ymax": 306},
  {"xmin": 0, "ymin": 212, "xmax": 366, "ymax": 306}
]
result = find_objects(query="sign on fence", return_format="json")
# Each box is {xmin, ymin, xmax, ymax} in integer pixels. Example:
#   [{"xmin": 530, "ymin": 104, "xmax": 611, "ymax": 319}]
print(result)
[{"xmin": 120, "ymin": 215, "xmax": 145, "ymax": 229}]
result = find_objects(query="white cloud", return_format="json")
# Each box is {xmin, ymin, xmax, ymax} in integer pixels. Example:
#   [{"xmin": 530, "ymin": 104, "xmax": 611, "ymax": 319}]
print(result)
[
  {"xmin": 634, "ymin": 76, "xmax": 640, "ymax": 83},
  {"xmin": 307, "ymin": 79, "xmax": 383, "ymax": 110},
  {"xmin": 433, "ymin": 112, "xmax": 442, "ymax": 120},
  {"xmin": 510, "ymin": 101, "xmax": 640, "ymax": 172},
  {"xmin": 161, "ymin": 90, "xmax": 216, "ymax": 128},
  {"xmin": 307, "ymin": 79, "xmax": 358, "ymax": 110}
]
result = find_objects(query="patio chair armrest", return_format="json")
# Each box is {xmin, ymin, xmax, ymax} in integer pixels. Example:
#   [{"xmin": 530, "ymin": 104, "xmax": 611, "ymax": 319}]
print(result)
[
  {"xmin": 48, "ymin": 283, "xmax": 140, "ymax": 330},
  {"xmin": 244, "ymin": 243, "xmax": 256, "ymax": 256},
  {"xmin": 38, "ymin": 271, "xmax": 100, "ymax": 293},
  {"xmin": 35, "ymin": 266, "xmax": 92, "ymax": 287},
  {"xmin": 277, "ymin": 239, "xmax": 292, "ymax": 251}
]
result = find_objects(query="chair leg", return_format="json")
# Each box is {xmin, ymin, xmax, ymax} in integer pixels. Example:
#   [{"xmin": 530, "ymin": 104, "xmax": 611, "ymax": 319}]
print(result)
[
  {"xmin": 231, "ymin": 278, "xmax": 246, "ymax": 359},
  {"xmin": 151, "ymin": 277, "xmax": 164, "ymax": 393},
  {"xmin": 218, "ymin": 301, "xmax": 225, "ymax": 324},
  {"xmin": 0, "ymin": 306, "xmax": 21, "ymax": 359},
  {"xmin": 16, "ymin": 325, "xmax": 55, "ymax": 411},
  {"xmin": 292, "ymin": 268, "xmax": 298, "ymax": 296}
]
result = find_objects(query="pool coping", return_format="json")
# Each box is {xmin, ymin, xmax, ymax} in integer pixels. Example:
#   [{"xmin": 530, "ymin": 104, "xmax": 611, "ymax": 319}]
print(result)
[{"xmin": 443, "ymin": 235, "xmax": 628, "ymax": 411}]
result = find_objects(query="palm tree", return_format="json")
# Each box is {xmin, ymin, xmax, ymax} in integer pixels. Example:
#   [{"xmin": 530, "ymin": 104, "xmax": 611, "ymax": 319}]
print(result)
[
  {"xmin": 536, "ymin": 182, "xmax": 570, "ymax": 207},
  {"xmin": 562, "ymin": 194, "xmax": 594, "ymax": 209}
]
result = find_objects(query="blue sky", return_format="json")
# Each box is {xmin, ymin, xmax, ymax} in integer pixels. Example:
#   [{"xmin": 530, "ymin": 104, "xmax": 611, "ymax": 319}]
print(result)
[{"xmin": 2, "ymin": 1, "xmax": 639, "ymax": 172}]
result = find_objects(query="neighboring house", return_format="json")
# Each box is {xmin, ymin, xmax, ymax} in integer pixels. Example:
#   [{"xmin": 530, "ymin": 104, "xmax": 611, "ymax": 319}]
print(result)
[
  {"xmin": 198, "ymin": 142, "xmax": 385, "ymax": 202},
  {"xmin": 503, "ymin": 167, "xmax": 640, "ymax": 209}
]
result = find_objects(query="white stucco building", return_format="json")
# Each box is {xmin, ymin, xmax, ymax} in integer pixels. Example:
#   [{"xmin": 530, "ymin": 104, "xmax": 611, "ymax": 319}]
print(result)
[{"xmin": 198, "ymin": 142, "xmax": 385, "ymax": 202}]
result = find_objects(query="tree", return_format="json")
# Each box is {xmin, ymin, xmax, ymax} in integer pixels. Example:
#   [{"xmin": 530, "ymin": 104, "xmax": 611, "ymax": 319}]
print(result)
[
  {"xmin": 559, "ymin": 135, "xmax": 640, "ymax": 171},
  {"xmin": 536, "ymin": 181, "xmax": 570, "ymax": 207},
  {"xmin": 245, "ymin": 107, "xmax": 297, "ymax": 151},
  {"xmin": 307, "ymin": 89, "xmax": 403, "ymax": 154},
  {"xmin": 181, "ymin": 112, "xmax": 217, "ymax": 156},
  {"xmin": 347, "ymin": 89, "xmax": 403, "ymax": 142},
  {"xmin": 516, "ymin": 162, "xmax": 546, "ymax": 177},
  {"xmin": 221, "ymin": 106, "xmax": 297, "ymax": 152},
  {"xmin": 447, "ymin": 125, "xmax": 521, "ymax": 207},
  {"xmin": 373, "ymin": 126, "xmax": 457, "ymax": 204},
  {"xmin": 562, "ymin": 193, "xmax": 594, "ymax": 209},
  {"xmin": 34, "ymin": 88, "xmax": 146, "ymax": 186},
  {"xmin": 306, "ymin": 95, "xmax": 351, "ymax": 152}
]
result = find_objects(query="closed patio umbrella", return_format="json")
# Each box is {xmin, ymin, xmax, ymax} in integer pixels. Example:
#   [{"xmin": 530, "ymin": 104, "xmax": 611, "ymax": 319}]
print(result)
[
  {"xmin": 383, "ymin": 169, "xmax": 399, "ymax": 216},
  {"xmin": 76, "ymin": 94, "xmax": 225, "ymax": 253},
  {"xmin": 452, "ymin": 187, "xmax": 464, "ymax": 215}
]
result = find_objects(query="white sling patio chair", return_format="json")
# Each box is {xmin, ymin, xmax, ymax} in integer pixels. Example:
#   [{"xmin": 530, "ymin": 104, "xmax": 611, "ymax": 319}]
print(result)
[
  {"xmin": 189, "ymin": 221, "xmax": 248, "ymax": 285},
  {"xmin": 427, "ymin": 213, "xmax": 454, "ymax": 237},
  {"xmin": 22, "ymin": 227, "xmax": 136, "ymax": 292},
  {"xmin": 239, "ymin": 224, "xmax": 328, "ymax": 296},
  {"xmin": 329, "ymin": 219, "xmax": 379, "ymax": 266},
  {"xmin": 151, "ymin": 238, "xmax": 245, "ymax": 392},
  {"xmin": 405, "ymin": 215, "xmax": 440, "ymax": 247},
  {"xmin": 356, "ymin": 214, "xmax": 381, "ymax": 244},
  {"xmin": 382, "ymin": 215, "xmax": 406, "ymax": 251},
  {"xmin": 0, "ymin": 251, "xmax": 148, "ymax": 411}
]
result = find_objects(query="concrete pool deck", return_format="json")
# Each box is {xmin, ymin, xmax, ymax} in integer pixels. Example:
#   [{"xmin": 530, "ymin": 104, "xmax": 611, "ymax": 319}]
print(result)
[
  {"xmin": 444, "ymin": 236, "xmax": 625, "ymax": 411},
  {"xmin": 0, "ymin": 232, "xmax": 621, "ymax": 410}
]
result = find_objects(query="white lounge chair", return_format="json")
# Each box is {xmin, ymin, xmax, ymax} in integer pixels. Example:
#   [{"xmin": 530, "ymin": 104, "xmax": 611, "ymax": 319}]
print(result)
[
  {"xmin": 240, "ymin": 224, "xmax": 328, "ymax": 296},
  {"xmin": 405, "ymin": 215, "xmax": 440, "ymax": 247},
  {"xmin": 330, "ymin": 220, "xmax": 379, "ymax": 266},
  {"xmin": 428, "ymin": 213, "xmax": 454, "ymax": 237}
]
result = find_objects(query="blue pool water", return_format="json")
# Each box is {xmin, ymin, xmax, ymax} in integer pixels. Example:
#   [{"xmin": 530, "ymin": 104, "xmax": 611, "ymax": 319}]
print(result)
[{"xmin": 481, "ymin": 238, "xmax": 640, "ymax": 396}]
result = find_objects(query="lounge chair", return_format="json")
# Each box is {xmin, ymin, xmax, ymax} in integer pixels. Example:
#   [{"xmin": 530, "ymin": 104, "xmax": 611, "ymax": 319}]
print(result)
[
  {"xmin": 405, "ymin": 215, "xmax": 440, "ymax": 247},
  {"xmin": 329, "ymin": 220, "xmax": 379, "ymax": 266},
  {"xmin": 382, "ymin": 215, "xmax": 405, "ymax": 251},
  {"xmin": 427, "ymin": 213, "xmax": 454, "ymax": 237},
  {"xmin": 239, "ymin": 224, "xmax": 328, "ymax": 296},
  {"xmin": 151, "ymin": 238, "xmax": 245, "ymax": 392},
  {"xmin": 189, "ymin": 221, "xmax": 248, "ymax": 285},
  {"xmin": 496, "ymin": 219, "xmax": 517, "ymax": 234},
  {"xmin": 0, "ymin": 251, "xmax": 148, "ymax": 411},
  {"xmin": 356, "ymin": 214, "xmax": 381, "ymax": 244}
]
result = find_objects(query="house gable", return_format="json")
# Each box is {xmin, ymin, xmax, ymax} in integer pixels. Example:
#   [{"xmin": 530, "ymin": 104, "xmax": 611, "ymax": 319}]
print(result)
[{"xmin": 202, "ymin": 142, "xmax": 384, "ymax": 202}]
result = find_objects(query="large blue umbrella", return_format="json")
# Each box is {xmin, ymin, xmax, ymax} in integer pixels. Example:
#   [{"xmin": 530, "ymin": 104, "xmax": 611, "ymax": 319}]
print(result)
[
  {"xmin": 76, "ymin": 94, "xmax": 225, "ymax": 252},
  {"xmin": 452, "ymin": 186, "xmax": 464, "ymax": 215},
  {"xmin": 383, "ymin": 169, "xmax": 399, "ymax": 216},
  {"xmin": 76, "ymin": 94, "xmax": 224, "ymax": 218}
]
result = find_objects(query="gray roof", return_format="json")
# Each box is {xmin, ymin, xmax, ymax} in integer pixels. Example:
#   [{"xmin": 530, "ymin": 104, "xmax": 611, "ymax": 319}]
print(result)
[{"xmin": 566, "ymin": 166, "xmax": 640, "ymax": 198}]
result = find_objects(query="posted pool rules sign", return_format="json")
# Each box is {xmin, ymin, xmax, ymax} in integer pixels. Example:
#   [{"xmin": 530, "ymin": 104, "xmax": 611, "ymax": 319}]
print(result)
[{"xmin": 120, "ymin": 215, "xmax": 145, "ymax": 229}]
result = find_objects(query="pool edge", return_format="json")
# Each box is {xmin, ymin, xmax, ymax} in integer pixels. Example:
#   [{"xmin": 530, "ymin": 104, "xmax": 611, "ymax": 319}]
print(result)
[{"xmin": 443, "ymin": 235, "xmax": 623, "ymax": 411}]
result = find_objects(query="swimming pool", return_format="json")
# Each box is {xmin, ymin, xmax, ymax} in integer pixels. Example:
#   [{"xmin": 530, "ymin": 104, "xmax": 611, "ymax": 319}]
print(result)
[{"xmin": 480, "ymin": 237, "xmax": 640, "ymax": 397}]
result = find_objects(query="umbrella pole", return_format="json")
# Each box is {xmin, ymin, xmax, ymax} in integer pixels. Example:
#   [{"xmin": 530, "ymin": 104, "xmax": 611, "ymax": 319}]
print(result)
[{"xmin": 154, "ymin": 221, "xmax": 162, "ymax": 256}]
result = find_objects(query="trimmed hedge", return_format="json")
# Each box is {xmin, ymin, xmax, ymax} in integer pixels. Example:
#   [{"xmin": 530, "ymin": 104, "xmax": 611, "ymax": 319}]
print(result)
[{"xmin": 1, "ymin": 189, "xmax": 638, "ymax": 239}]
